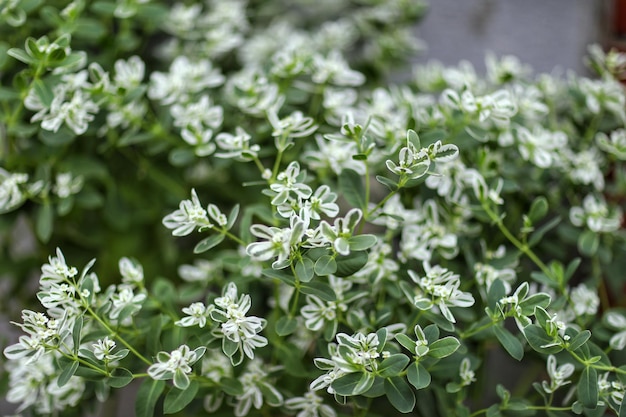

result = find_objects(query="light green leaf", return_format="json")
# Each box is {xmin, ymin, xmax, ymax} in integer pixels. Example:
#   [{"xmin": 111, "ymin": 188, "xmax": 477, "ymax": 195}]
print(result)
[
  {"xmin": 72, "ymin": 316, "xmax": 83, "ymax": 354},
  {"xmin": 384, "ymin": 376, "xmax": 416, "ymax": 413},
  {"xmin": 428, "ymin": 336, "xmax": 460, "ymax": 358},
  {"xmin": 295, "ymin": 257, "xmax": 314, "ymax": 282},
  {"xmin": 339, "ymin": 169, "xmax": 366, "ymax": 209},
  {"xmin": 135, "ymin": 379, "xmax": 165, "ymax": 417},
  {"xmin": 348, "ymin": 234, "xmax": 377, "ymax": 251},
  {"xmin": 578, "ymin": 230, "xmax": 599, "ymax": 256},
  {"xmin": 276, "ymin": 316, "xmax": 298, "ymax": 336},
  {"xmin": 164, "ymin": 380, "xmax": 199, "ymax": 414},
  {"xmin": 194, "ymin": 233, "xmax": 225, "ymax": 254},
  {"xmin": 314, "ymin": 255, "xmax": 337, "ymax": 276},
  {"xmin": 487, "ymin": 279, "xmax": 506, "ymax": 311},
  {"xmin": 528, "ymin": 216, "xmax": 561, "ymax": 247},
  {"xmin": 378, "ymin": 354, "xmax": 410, "ymax": 378},
  {"xmin": 221, "ymin": 377, "xmax": 244, "ymax": 396},
  {"xmin": 395, "ymin": 334, "xmax": 416, "ymax": 352},
  {"xmin": 407, "ymin": 129, "xmax": 421, "ymax": 148},
  {"xmin": 407, "ymin": 363, "xmax": 431, "ymax": 390},
  {"xmin": 7, "ymin": 48, "xmax": 35, "ymax": 65},
  {"xmin": 493, "ymin": 324, "xmax": 524, "ymax": 361},
  {"xmin": 577, "ymin": 366, "xmax": 598, "ymax": 409},
  {"xmin": 36, "ymin": 202, "xmax": 54, "ymax": 243}
]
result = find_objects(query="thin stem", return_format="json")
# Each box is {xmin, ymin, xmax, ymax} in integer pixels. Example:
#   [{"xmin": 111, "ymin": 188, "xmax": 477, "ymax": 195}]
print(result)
[{"xmin": 482, "ymin": 202, "xmax": 552, "ymax": 279}]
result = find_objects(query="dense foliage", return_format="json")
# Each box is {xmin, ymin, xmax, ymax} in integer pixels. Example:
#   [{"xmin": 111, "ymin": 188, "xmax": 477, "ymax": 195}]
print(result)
[{"xmin": 2, "ymin": 1, "xmax": 626, "ymax": 416}]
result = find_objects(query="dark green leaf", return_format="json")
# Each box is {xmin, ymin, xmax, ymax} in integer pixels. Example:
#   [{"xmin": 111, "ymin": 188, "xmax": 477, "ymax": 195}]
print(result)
[
  {"xmin": 493, "ymin": 325, "xmax": 524, "ymax": 361},
  {"xmin": 348, "ymin": 234, "xmax": 377, "ymax": 251},
  {"xmin": 376, "ymin": 175, "xmax": 399, "ymax": 191},
  {"xmin": 339, "ymin": 169, "xmax": 366, "ymax": 209},
  {"xmin": 384, "ymin": 376, "xmax": 416, "ymax": 413},
  {"xmin": 58, "ymin": 360, "xmax": 79, "ymax": 387},
  {"xmin": 395, "ymin": 334, "xmax": 416, "ymax": 352},
  {"xmin": 519, "ymin": 293, "xmax": 551, "ymax": 316},
  {"xmin": 261, "ymin": 268, "xmax": 296, "ymax": 286},
  {"xmin": 407, "ymin": 363, "xmax": 430, "ymax": 390},
  {"xmin": 488, "ymin": 279, "xmax": 506, "ymax": 311},
  {"xmin": 107, "ymin": 368, "xmax": 133, "ymax": 388},
  {"xmin": 135, "ymin": 379, "xmax": 165, "ymax": 417},
  {"xmin": 276, "ymin": 316, "xmax": 298, "ymax": 336},
  {"xmin": 39, "ymin": 126, "xmax": 77, "ymax": 146},
  {"xmin": 523, "ymin": 325, "xmax": 563, "ymax": 354},
  {"xmin": 528, "ymin": 196, "xmax": 549, "ymax": 223},
  {"xmin": 428, "ymin": 337, "xmax": 460, "ymax": 358},
  {"xmin": 335, "ymin": 250, "xmax": 368, "ymax": 277},
  {"xmin": 378, "ymin": 354, "xmax": 410, "ymax": 378},
  {"xmin": 221, "ymin": 377, "xmax": 244, "ymax": 396},
  {"xmin": 164, "ymin": 380, "xmax": 199, "ymax": 414},
  {"xmin": 300, "ymin": 281, "xmax": 336, "ymax": 302},
  {"xmin": 577, "ymin": 366, "xmax": 598, "ymax": 409},
  {"xmin": 332, "ymin": 372, "xmax": 375, "ymax": 396},
  {"xmin": 72, "ymin": 316, "xmax": 83, "ymax": 354},
  {"xmin": 619, "ymin": 392, "xmax": 626, "ymax": 417},
  {"xmin": 193, "ymin": 234, "xmax": 225, "ymax": 254},
  {"xmin": 568, "ymin": 330, "xmax": 591, "ymax": 352}
]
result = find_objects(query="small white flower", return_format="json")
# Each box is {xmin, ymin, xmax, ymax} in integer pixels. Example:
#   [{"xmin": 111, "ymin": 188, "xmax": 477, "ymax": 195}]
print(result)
[
  {"xmin": 147, "ymin": 344, "xmax": 206, "ymax": 389},
  {"xmin": 119, "ymin": 257, "xmax": 144, "ymax": 284},
  {"xmin": 541, "ymin": 355, "xmax": 574, "ymax": 393},
  {"xmin": 162, "ymin": 189, "xmax": 211, "ymax": 236},
  {"xmin": 176, "ymin": 302, "xmax": 209, "ymax": 328}
]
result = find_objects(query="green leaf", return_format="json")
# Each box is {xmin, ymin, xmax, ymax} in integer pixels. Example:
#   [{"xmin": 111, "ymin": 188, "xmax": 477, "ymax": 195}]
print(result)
[
  {"xmin": 578, "ymin": 230, "xmax": 599, "ymax": 256},
  {"xmin": 348, "ymin": 234, "xmax": 377, "ymax": 251},
  {"xmin": 523, "ymin": 324, "xmax": 563, "ymax": 354},
  {"xmin": 339, "ymin": 169, "xmax": 366, "ymax": 209},
  {"xmin": 619, "ymin": 392, "xmax": 626, "ymax": 417},
  {"xmin": 395, "ymin": 334, "xmax": 416, "ymax": 352},
  {"xmin": 7, "ymin": 48, "xmax": 35, "ymax": 65},
  {"xmin": 335, "ymin": 250, "xmax": 368, "ymax": 277},
  {"xmin": 72, "ymin": 316, "xmax": 83, "ymax": 354},
  {"xmin": 107, "ymin": 368, "xmax": 133, "ymax": 388},
  {"xmin": 300, "ymin": 281, "xmax": 336, "ymax": 302},
  {"xmin": 193, "ymin": 234, "xmax": 225, "ymax": 254},
  {"xmin": 428, "ymin": 336, "xmax": 460, "ymax": 358},
  {"xmin": 384, "ymin": 376, "xmax": 416, "ymax": 413},
  {"xmin": 519, "ymin": 293, "xmax": 551, "ymax": 316},
  {"xmin": 407, "ymin": 129, "xmax": 421, "ymax": 148},
  {"xmin": 376, "ymin": 175, "xmax": 399, "ymax": 191},
  {"xmin": 227, "ymin": 204, "xmax": 240, "ymax": 230},
  {"xmin": 487, "ymin": 279, "xmax": 506, "ymax": 311},
  {"xmin": 258, "ymin": 382, "xmax": 283, "ymax": 406},
  {"xmin": 221, "ymin": 377, "xmax": 244, "ymax": 396},
  {"xmin": 58, "ymin": 360, "xmax": 79, "ymax": 387},
  {"xmin": 314, "ymin": 255, "xmax": 337, "ymax": 276},
  {"xmin": 136, "ymin": 379, "xmax": 165, "ymax": 417},
  {"xmin": 164, "ymin": 380, "xmax": 199, "ymax": 414},
  {"xmin": 528, "ymin": 196, "xmax": 549, "ymax": 223},
  {"xmin": 295, "ymin": 257, "xmax": 314, "ymax": 282},
  {"xmin": 276, "ymin": 316, "xmax": 298, "ymax": 336},
  {"xmin": 528, "ymin": 216, "xmax": 561, "ymax": 247},
  {"xmin": 486, "ymin": 404, "xmax": 502, "ymax": 417},
  {"xmin": 378, "ymin": 354, "xmax": 410, "ymax": 377},
  {"xmin": 36, "ymin": 202, "xmax": 54, "ymax": 243},
  {"xmin": 261, "ymin": 268, "xmax": 296, "ymax": 286},
  {"xmin": 407, "ymin": 363, "xmax": 431, "ymax": 390},
  {"xmin": 568, "ymin": 330, "xmax": 591, "ymax": 352},
  {"xmin": 577, "ymin": 366, "xmax": 598, "ymax": 409},
  {"xmin": 33, "ymin": 78, "xmax": 54, "ymax": 107},
  {"xmin": 493, "ymin": 325, "xmax": 524, "ymax": 361},
  {"xmin": 39, "ymin": 126, "xmax": 77, "ymax": 146},
  {"xmin": 332, "ymin": 372, "xmax": 375, "ymax": 396}
]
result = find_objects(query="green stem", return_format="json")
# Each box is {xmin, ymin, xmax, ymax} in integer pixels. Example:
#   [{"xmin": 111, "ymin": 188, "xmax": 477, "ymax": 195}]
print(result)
[
  {"xmin": 482, "ymin": 202, "xmax": 552, "ymax": 279},
  {"xmin": 83, "ymin": 303, "xmax": 152, "ymax": 366}
]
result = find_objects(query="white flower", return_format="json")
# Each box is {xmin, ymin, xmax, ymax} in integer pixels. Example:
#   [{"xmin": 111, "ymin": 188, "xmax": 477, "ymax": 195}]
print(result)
[
  {"xmin": 312, "ymin": 50, "xmax": 365, "ymax": 86},
  {"xmin": 147, "ymin": 344, "xmax": 206, "ymax": 389},
  {"xmin": 570, "ymin": 194, "xmax": 622, "ymax": 233},
  {"xmin": 516, "ymin": 126, "xmax": 567, "ymax": 169},
  {"xmin": 215, "ymin": 127, "xmax": 260, "ymax": 161},
  {"xmin": 108, "ymin": 285, "xmax": 146, "ymax": 321},
  {"xmin": 541, "ymin": 355, "xmax": 575, "ymax": 393},
  {"xmin": 408, "ymin": 263, "xmax": 475, "ymax": 323},
  {"xmin": 119, "ymin": 257, "xmax": 144, "ymax": 284},
  {"xmin": 285, "ymin": 390, "xmax": 337, "ymax": 417},
  {"xmin": 113, "ymin": 55, "xmax": 145, "ymax": 90},
  {"xmin": 162, "ymin": 189, "xmax": 211, "ymax": 236},
  {"xmin": 459, "ymin": 357, "xmax": 476, "ymax": 387},
  {"xmin": 40, "ymin": 248, "xmax": 78, "ymax": 288},
  {"xmin": 148, "ymin": 56, "xmax": 224, "ymax": 105},
  {"xmin": 177, "ymin": 259, "xmax": 220, "ymax": 283},
  {"xmin": 176, "ymin": 302, "xmax": 209, "ymax": 328},
  {"xmin": 246, "ymin": 216, "xmax": 306, "ymax": 269},
  {"xmin": 170, "ymin": 95, "xmax": 223, "ymax": 130},
  {"xmin": 0, "ymin": 168, "xmax": 29, "ymax": 212},
  {"xmin": 570, "ymin": 284, "xmax": 599, "ymax": 317},
  {"xmin": 53, "ymin": 172, "xmax": 83, "ymax": 199},
  {"xmin": 234, "ymin": 359, "xmax": 283, "ymax": 417},
  {"xmin": 605, "ymin": 312, "xmax": 626, "ymax": 350}
]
